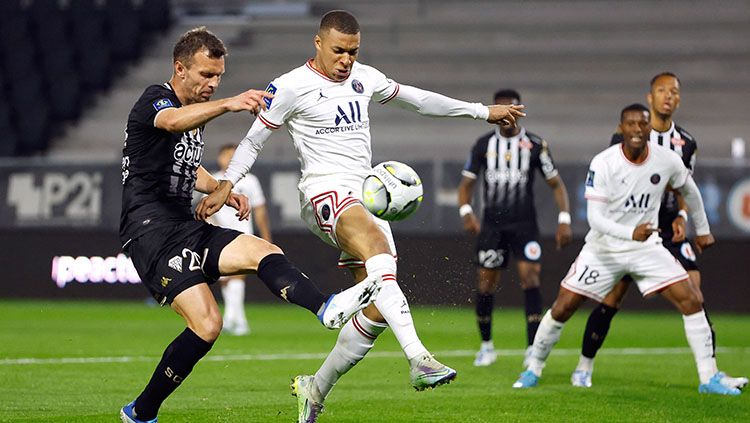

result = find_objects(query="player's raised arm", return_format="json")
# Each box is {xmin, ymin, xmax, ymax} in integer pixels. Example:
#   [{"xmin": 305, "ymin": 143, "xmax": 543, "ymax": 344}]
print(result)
[
  {"xmin": 382, "ymin": 83, "xmax": 525, "ymax": 125},
  {"xmin": 156, "ymin": 89, "xmax": 273, "ymax": 133}
]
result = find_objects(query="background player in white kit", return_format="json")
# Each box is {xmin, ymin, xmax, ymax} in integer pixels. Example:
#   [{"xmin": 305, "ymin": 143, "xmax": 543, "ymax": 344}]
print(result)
[
  {"xmin": 196, "ymin": 10, "xmax": 526, "ymax": 422},
  {"xmin": 209, "ymin": 143, "xmax": 273, "ymax": 336},
  {"xmin": 512, "ymin": 104, "xmax": 744, "ymax": 395}
]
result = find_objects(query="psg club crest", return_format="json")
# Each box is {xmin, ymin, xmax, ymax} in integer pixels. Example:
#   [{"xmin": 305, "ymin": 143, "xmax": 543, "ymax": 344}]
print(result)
[
  {"xmin": 321, "ymin": 204, "xmax": 331, "ymax": 221},
  {"xmin": 650, "ymin": 173, "xmax": 661, "ymax": 184},
  {"xmin": 351, "ymin": 79, "xmax": 364, "ymax": 94}
]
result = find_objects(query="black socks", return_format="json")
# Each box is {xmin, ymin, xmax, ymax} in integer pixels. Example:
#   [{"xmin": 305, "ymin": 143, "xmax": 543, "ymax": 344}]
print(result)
[
  {"xmin": 134, "ymin": 328, "xmax": 213, "ymax": 420},
  {"xmin": 257, "ymin": 253, "xmax": 328, "ymax": 315},
  {"xmin": 581, "ymin": 303, "xmax": 619, "ymax": 359},
  {"xmin": 476, "ymin": 293, "xmax": 494, "ymax": 342},
  {"xmin": 523, "ymin": 287, "xmax": 543, "ymax": 346}
]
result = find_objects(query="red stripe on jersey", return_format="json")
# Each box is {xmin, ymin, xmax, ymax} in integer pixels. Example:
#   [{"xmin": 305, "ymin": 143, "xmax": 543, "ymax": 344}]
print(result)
[
  {"xmin": 305, "ymin": 59, "xmax": 338, "ymax": 82},
  {"xmin": 258, "ymin": 114, "xmax": 280, "ymax": 129},
  {"xmin": 584, "ymin": 194, "xmax": 608, "ymax": 202},
  {"xmin": 379, "ymin": 84, "xmax": 400, "ymax": 104}
]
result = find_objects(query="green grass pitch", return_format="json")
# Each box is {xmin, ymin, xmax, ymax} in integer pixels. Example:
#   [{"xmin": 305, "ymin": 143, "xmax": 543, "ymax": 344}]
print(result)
[{"xmin": 0, "ymin": 300, "xmax": 747, "ymax": 422}]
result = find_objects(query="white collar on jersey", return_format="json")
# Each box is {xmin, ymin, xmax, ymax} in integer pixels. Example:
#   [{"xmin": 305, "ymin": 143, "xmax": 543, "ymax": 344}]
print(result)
[
  {"xmin": 652, "ymin": 120, "xmax": 675, "ymax": 137},
  {"xmin": 494, "ymin": 126, "xmax": 526, "ymax": 142}
]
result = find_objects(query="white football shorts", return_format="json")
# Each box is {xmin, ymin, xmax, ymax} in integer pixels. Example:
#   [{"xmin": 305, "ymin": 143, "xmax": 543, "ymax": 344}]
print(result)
[
  {"xmin": 299, "ymin": 176, "xmax": 396, "ymax": 268},
  {"xmin": 560, "ymin": 243, "xmax": 689, "ymax": 302}
]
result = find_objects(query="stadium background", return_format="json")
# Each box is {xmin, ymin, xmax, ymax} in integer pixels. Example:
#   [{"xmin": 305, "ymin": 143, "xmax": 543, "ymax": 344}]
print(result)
[
  {"xmin": 0, "ymin": 1, "xmax": 749, "ymax": 422},
  {"xmin": 0, "ymin": 0, "xmax": 748, "ymax": 311}
]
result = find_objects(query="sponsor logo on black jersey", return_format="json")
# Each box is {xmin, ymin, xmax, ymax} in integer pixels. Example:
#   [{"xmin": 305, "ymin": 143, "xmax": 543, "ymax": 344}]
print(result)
[
  {"xmin": 153, "ymin": 98, "xmax": 174, "ymax": 111},
  {"xmin": 351, "ymin": 79, "xmax": 364, "ymax": 94}
]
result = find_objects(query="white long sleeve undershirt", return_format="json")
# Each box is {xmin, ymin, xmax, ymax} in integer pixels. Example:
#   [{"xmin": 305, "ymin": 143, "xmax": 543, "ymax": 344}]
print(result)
[
  {"xmin": 388, "ymin": 84, "xmax": 490, "ymax": 120},
  {"xmin": 676, "ymin": 176, "xmax": 711, "ymax": 236},
  {"xmin": 587, "ymin": 200, "xmax": 635, "ymax": 241},
  {"xmin": 223, "ymin": 119, "xmax": 273, "ymax": 186}
]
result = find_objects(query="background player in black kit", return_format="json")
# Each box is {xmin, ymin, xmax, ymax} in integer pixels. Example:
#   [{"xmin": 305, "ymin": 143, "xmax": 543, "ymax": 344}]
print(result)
[
  {"xmin": 119, "ymin": 28, "xmax": 379, "ymax": 423},
  {"xmin": 571, "ymin": 72, "xmax": 747, "ymax": 390},
  {"xmin": 458, "ymin": 89, "xmax": 572, "ymax": 367}
]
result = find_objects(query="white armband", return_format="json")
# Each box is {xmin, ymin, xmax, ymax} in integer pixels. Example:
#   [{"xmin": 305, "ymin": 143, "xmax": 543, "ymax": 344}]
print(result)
[
  {"xmin": 558, "ymin": 211, "xmax": 571, "ymax": 225},
  {"xmin": 459, "ymin": 204, "xmax": 474, "ymax": 217},
  {"xmin": 677, "ymin": 209, "xmax": 688, "ymax": 222}
]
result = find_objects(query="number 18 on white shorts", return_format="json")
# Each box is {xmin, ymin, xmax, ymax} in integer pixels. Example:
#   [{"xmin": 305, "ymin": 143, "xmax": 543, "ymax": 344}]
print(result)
[{"xmin": 561, "ymin": 243, "xmax": 689, "ymax": 302}]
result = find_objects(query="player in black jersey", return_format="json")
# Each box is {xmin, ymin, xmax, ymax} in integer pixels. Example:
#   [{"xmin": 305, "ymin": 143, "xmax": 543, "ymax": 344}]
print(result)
[
  {"xmin": 458, "ymin": 89, "xmax": 572, "ymax": 367},
  {"xmin": 571, "ymin": 72, "xmax": 748, "ymax": 390},
  {"xmin": 119, "ymin": 28, "xmax": 380, "ymax": 423}
]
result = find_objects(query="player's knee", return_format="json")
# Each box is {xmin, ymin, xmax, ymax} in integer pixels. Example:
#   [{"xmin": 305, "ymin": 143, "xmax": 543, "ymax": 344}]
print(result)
[
  {"xmin": 519, "ymin": 276, "xmax": 540, "ymax": 290},
  {"xmin": 550, "ymin": 296, "xmax": 578, "ymax": 322},
  {"xmin": 192, "ymin": 310, "xmax": 223, "ymax": 342},
  {"xmin": 676, "ymin": 296, "xmax": 703, "ymax": 315}
]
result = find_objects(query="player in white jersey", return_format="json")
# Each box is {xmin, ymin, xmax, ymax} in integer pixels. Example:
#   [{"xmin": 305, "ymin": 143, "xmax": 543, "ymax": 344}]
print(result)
[
  {"xmin": 572, "ymin": 73, "xmax": 746, "ymax": 391},
  {"xmin": 208, "ymin": 144, "xmax": 273, "ymax": 336},
  {"xmin": 196, "ymin": 10, "xmax": 526, "ymax": 422},
  {"xmin": 512, "ymin": 104, "xmax": 744, "ymax": 395}
]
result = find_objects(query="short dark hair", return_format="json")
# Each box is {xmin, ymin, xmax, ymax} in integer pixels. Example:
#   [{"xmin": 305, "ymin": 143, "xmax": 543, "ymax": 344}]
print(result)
[
  {"xmin": 219, "ymin": 143, "xmax": 237, "ymax": 153},
  {"xmin": 173, "ymin": 27, "xmax": 227, "ymax": 66},
  {"xmin": 319, "ymin": 10, "xmax": 360, "ymax": 35},
  {"xmin": 493, "ymin": 89, "xmax": 521, "ymax": 103},
  {"xmin": 620, "ymin": 103, "xmax": 650, "ymax": 121},
  {"xmin": 650, "ymin": 71, "xmax": 680, "ymax": 89}
]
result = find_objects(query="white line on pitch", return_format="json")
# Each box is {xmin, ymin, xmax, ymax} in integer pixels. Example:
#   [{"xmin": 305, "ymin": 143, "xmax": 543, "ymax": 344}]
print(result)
[{"xmin": 0, "ymin": 347, "xmax": 747, "ymax": 366}]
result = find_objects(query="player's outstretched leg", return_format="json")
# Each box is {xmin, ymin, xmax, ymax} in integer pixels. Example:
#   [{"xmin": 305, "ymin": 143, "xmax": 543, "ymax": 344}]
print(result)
[
  {"xmin": 365, "ymin": 254, "xmax": 457, "ymax": 390},
  {"xmin": 254, "ymin": 253, "xmax": 380, "ymax": 329}
]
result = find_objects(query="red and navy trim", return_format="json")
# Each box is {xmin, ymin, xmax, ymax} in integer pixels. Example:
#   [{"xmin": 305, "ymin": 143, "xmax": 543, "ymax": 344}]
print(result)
[
  {"xmin": 378, "ymin": 84, "xmax": 400, "ymax": 104},
  {"xmin": 258, "ymin": 114, "xmax": 281, "ymax": 130},
  {"xmin": 305, "ymin": 59, "xmax": 338, "ymax": 82},
  {"xmin": 352, "ymin": 314, "xmax": 377, "ymax": 340}
]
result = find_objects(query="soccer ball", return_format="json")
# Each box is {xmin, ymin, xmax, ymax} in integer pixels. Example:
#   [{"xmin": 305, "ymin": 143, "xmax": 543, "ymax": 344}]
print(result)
[{"xmin": 362, "ymin": 161, "xmax": 423, "ymax": 221}]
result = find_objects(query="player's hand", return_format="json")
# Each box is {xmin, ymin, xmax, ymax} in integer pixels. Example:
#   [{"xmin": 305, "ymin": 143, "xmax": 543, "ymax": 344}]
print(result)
[
  {"xmin": 225, "ymin": 89, "xmax": 274, "ymax": 115},
  {"xmin": 632, "ymin": 223, "xmax": 660, "ymax": 242},
  {"xmin": 196, "ymin": 180, "xmax": 233, "ymax": 221},
  {"xmin": 462, "ymin": 213, "xmax": 481, "ymax": 235},
  {"xmin": 487, "ymin": 104, "xmax": 526, "ymax": 126},
  {"xmin": 556, "ymin": 223, "xmax": 572, "ymax": 250},
  {"xmin": 226, "ymin": 192, "xmax": 251, "ymax": 221},
  {"xmin": 671, "ymin": 215, "xmax": 686, "ymax": 242},
  {"xmin": 694, "ymin": 233, "xmax": 715, "ymax": 254}
]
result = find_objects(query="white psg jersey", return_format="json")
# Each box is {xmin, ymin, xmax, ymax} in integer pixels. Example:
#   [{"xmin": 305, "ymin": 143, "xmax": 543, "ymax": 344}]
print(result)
[
  {"xmin": 584, "ymin": 144, "xmax": 689, "ymax": 252},
  {"xmin": 207, "ymin": 171, "xmax": 265, "ymax": 234},
  {"xmin": 257, "ymin": 60, "xmax": 399, "ymax": 185}
]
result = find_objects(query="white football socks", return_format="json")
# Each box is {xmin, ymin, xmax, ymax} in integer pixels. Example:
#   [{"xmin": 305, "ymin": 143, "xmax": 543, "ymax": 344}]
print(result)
[
  {"xmin": 314, "ymin": 311, "xmax": 388, "ymax": 399},
  {"xmin": 366, "ymin": 254, "xmax": 427, "ymax": 360},
  {"xmin": 576, "ymin": 356, "xmax": 594, "ymax": 373},
  {"xmin": 527, "ymin": 310, "xmax": 565, "ymax": 376},
  {"xmin": 683, "ymin": 310, "xmax": 718, "ymax": 384},
  {"xmin": 221, "ymin": 279, "xmax": 247, "ymax": 328}
]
